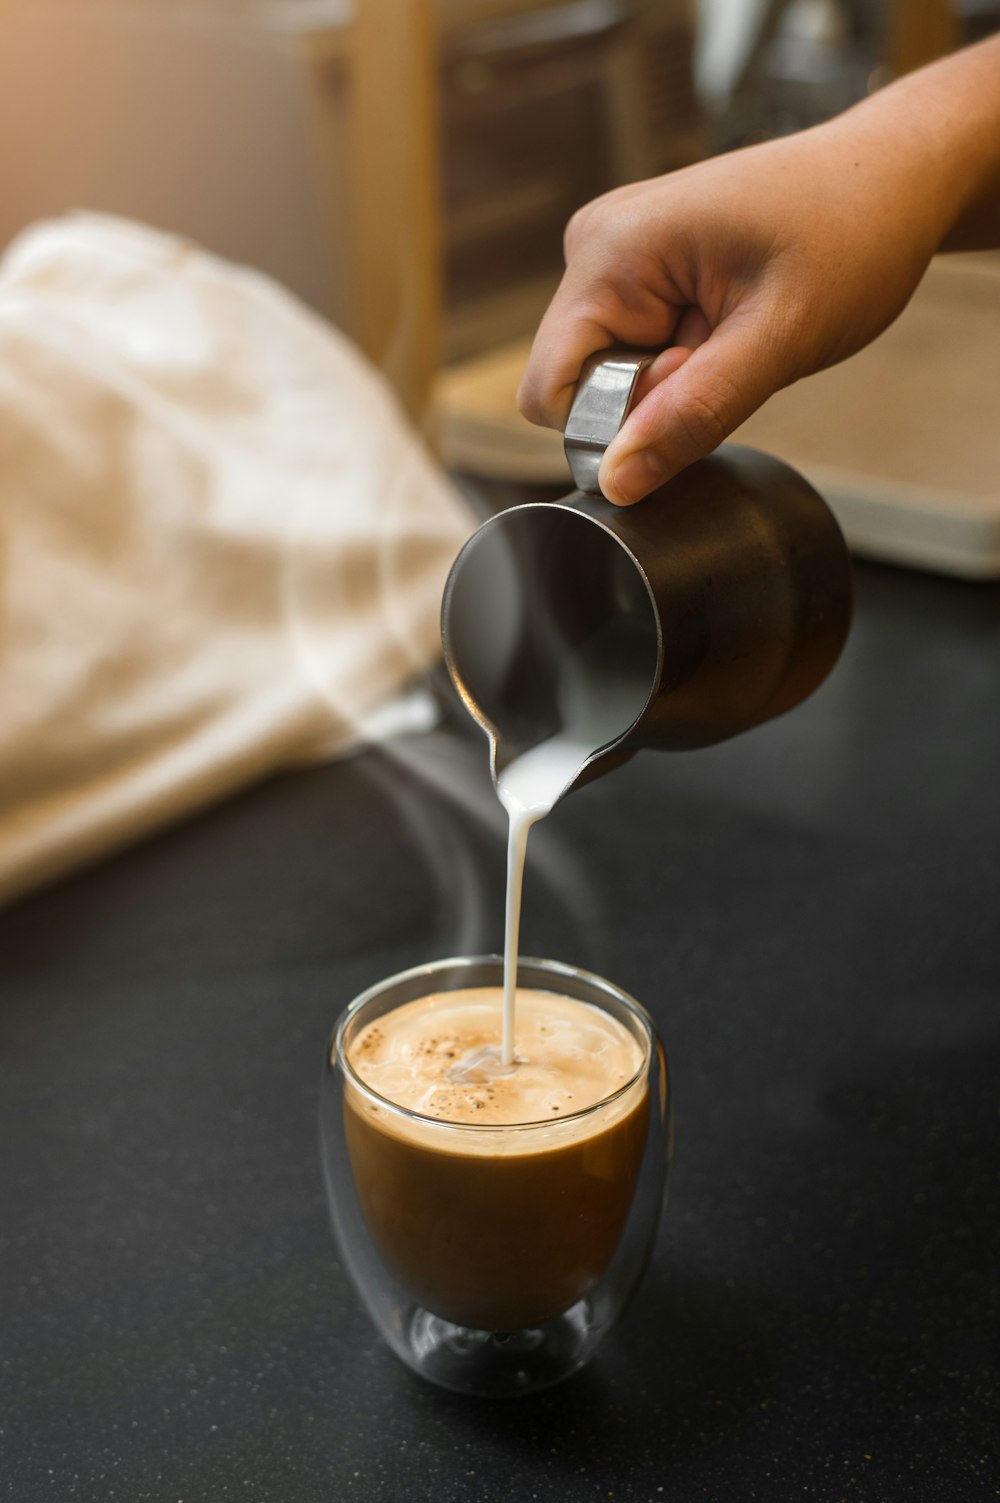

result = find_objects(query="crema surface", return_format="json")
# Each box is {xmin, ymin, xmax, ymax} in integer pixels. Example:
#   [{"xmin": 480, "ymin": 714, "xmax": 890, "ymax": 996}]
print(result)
[{"xmin": 348, "ymin": 986, "xmax": 643, "ymax": 1126}]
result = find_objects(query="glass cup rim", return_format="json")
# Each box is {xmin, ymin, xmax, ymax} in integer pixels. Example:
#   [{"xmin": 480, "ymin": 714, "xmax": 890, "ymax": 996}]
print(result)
[{"xmin": 332, "ymin": 953, "xmax": 654, "ymax": 1136}]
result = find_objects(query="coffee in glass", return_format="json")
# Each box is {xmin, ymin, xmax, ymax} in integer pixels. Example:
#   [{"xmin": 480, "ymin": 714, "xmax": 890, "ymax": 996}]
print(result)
[{"xmin": 321, "ymin": 955, "xmax": 669, "ymax": 1396}]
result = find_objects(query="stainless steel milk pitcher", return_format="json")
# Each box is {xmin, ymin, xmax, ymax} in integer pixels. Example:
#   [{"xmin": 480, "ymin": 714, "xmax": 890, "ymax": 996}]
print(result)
[{"xmin": 441, "ymin": 349, "xmax": 853, "ymax": 791}]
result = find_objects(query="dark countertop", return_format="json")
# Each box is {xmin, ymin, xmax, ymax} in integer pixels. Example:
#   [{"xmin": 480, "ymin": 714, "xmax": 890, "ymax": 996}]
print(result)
[{"xmin": 2, "ymin": 559, "xmax": 999, "ymax": 1503}]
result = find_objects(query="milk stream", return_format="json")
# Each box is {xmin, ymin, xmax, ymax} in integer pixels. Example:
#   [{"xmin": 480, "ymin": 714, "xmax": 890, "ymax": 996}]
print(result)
[{"xmin": 495, "ymin": 639, "xmax": 651, "ymax": 1065}]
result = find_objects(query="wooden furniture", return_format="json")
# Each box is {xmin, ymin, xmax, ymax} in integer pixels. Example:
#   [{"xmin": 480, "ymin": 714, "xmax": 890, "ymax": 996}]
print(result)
[
  {"xmin": 298, "ymin": 1, "xmax": 442, "ymax": 422},
  {"xmin": 428, "ymin": 0, "xmax": 700, "ymax": 464},
  {"xmin": 733, "ymin": 253, "xmax": 1000, "ymax": 578},
  {"xmin": 435, "ymin": 0, "xmax": 700, "ymax": 363},
  {"xmin": 298, "ymin": 0, "xmax": 700, "ymax": 418},
  {"xmin": 0, "ymin": 0, "xmax": 699, "ymax": 427},
  {"xmin": 889, "ymin": 0, "xmax": 962, "ymax": 74}
]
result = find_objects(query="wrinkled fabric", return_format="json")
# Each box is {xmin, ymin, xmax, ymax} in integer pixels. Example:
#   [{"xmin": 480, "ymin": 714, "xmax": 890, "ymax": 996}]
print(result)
[{"xmin": 0, "ymin": 213, "xmax": 473, "ymax": 904}]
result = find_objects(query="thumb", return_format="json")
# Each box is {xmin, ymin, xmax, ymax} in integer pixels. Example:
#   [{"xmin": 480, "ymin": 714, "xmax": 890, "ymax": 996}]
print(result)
[{"xmin": 598, "ymin": 319, "xmax": 787, "ymax": 505}]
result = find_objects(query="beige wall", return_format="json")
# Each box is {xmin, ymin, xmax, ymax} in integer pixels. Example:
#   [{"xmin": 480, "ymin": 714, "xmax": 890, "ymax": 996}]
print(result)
[{"xmin": 0, "ymin": 3, "xmax": 351, "ymax": 325}]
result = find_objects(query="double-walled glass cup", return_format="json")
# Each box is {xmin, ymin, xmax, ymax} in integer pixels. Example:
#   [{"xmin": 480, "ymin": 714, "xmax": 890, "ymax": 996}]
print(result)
[{"xmin": 320, "ymin": 955, "xmax": 671, "ymax": 1396}]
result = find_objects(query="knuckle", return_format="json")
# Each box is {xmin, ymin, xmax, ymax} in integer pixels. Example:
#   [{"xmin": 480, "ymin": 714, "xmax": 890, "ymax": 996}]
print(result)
[
  {"xmin": 563, "ymin": 205, "xmax": 595, "ymax": 263},
  {"xmin": 562, "ymin": 188, "xmax": 621, "ymax": 261},
  {"xmin": 563, "ymin": 206, "xmax": 587, "ymax": 257}
]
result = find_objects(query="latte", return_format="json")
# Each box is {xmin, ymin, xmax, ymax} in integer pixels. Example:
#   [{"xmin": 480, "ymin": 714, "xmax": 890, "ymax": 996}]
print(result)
[{"xmin": 344, "ymin": 985, "xmax": 648, "ymax": 1329}]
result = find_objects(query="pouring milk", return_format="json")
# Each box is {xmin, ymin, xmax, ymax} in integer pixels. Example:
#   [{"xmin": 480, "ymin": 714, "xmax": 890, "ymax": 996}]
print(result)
[{"xmin": 495, "ymin": 633, "xmax": 651, "ymax": 1064}]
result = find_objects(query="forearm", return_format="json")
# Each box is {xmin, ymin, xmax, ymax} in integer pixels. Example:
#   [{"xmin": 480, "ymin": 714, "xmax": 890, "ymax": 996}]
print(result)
[{"xmin": 828, "ymin": 33, "xmax": 1000, "ymax": 254}]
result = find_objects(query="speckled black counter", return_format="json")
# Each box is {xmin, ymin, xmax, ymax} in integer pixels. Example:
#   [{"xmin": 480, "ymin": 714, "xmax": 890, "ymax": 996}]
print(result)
[{"xmin": 2, "ymin": 560, "xmax": 999, "ymax": 1503}]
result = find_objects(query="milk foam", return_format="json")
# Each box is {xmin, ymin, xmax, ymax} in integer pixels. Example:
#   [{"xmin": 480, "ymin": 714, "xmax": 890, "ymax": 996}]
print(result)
[{"xmin": 348, "ymin": 986, "xmax": 643, "ymax": 1127}]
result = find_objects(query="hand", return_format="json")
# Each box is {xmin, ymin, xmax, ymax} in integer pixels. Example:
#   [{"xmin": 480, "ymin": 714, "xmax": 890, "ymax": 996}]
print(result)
[{"xmin": 516, "ymin": 37, "xmax": 1000, "ymax": 504}]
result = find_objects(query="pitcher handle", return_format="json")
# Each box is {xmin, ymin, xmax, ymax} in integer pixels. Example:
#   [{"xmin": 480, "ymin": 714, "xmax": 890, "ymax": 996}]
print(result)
[{"xmin": 563, "ymin": 348, "xmax": 657, "ymax": 494}]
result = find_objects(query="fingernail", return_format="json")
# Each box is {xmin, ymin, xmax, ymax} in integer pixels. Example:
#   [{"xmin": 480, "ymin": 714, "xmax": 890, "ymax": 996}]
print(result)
[{"xmin": 606, "ymin": 449, "xmax": 669, "ymax": 504}]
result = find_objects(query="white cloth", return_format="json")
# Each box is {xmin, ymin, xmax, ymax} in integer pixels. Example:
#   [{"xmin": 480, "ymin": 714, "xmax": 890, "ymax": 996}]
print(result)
[{"xmin": 0, "ymin": 213, "xmax": 473, "ymax": 905}]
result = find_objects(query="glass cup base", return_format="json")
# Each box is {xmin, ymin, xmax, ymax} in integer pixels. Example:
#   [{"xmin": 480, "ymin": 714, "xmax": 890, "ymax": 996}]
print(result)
[{"xmin": 407, "ymin": 1299, "xmax": 593, "ymax": 1397}]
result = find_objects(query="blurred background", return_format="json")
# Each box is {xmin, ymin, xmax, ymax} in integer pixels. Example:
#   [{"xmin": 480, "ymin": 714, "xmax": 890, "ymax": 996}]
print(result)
[{"xmin": 1, "ymin": 0, "xmax": 999, "ymax": 571}]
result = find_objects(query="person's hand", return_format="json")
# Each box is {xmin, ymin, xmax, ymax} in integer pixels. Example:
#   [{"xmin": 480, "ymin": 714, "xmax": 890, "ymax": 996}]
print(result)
[
  {"xmin": 517, "ymin": 123, "xmax": 942, "ymax": 504},
  {"xmin": 516, "ymin": 36, "xmax": 1000, "ymax": 504}
]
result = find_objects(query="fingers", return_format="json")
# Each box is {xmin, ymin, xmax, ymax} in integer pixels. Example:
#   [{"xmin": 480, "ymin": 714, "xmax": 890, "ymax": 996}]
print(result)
[
  {"xmin": 628, "ymin": 343, "xmax": 695, "ymax": 408},
  {"xmin": 519, "ymin": 308, "xmax": 782, "ymax": 508},
  {"xmin": 516, "ymin": 272, "xmax": 682, "ymax": 430},
  {"xmin": 598, "ymin": 317, "xmax": 785, "ymax": 504},
  {"xmin": 515, "ymin": 303, "xmax": 617, "ymax": 432}
]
